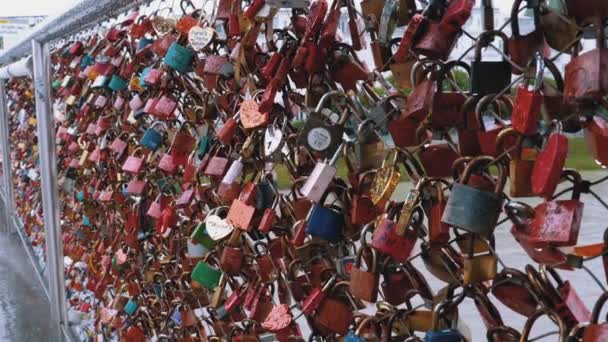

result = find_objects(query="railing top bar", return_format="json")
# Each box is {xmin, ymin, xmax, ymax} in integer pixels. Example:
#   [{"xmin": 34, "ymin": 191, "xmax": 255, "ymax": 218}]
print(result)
[{"xmin": 0, "ymin": 0, "xmax": 151, "ymax": 66}]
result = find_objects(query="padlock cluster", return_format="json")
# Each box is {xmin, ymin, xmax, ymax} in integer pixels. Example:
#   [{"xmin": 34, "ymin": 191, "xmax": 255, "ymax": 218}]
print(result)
[{"xmin": 4, "ymin": 0, "xmax": 608, "ymax": 340}]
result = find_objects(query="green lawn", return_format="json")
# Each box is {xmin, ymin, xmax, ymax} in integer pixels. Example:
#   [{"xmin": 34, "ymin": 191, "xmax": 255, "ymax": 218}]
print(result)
[{"xmin": 274, "ymin": 138, "xmax": 602, "ymax": 189}]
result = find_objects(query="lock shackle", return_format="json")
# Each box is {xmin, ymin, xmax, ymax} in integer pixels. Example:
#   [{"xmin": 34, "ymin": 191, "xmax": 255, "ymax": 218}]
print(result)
[
  {"xmin": 495, "ymin": 127, "xmax": 524, "ymax": 158},
  {"xmin": 561, "ymin": 169, "xmax": 584, "ymax": 200},
  {"xmin": 314, "ymin": 90, "xmax": 346, "ymax": 113},
  {"xmin": 410, "ymin": 59, "xmax": 444, "ymax": 87},
  {"xmin": 430, "ymin": 301, "xmax": 457, "ymax": 332},
  {"xmin": 527, "ymin": 53, "xmax": 545, "ymax": 92},
  {"xmin": 589, "ymin": 291, "xmax": 608, "ymax": 324},
  {"xmin": 436, "ymin": 60, "xmax": 472, "ymax": 93},
  {"xmin": 354, "ymin": 315, "xmax": 379, "ymax": 336},
  {"xmin": 520, "ymin": 309, "xmax": 567, "ymax": 342},
  {"xmin": 492, "ymin": 266, "xmax": 538, "ymax": 297},
  {"xmin": 474, "ymin": 30, "xmax": 510, "ymax": 61},
  {"xmin": 475, "ymin": 93, "xmax": 511, "ymax": 130},
  {"xmin": 487, "ymin": 325, "xmax": 522, "ymax": 341},
  {"xmin": 525, "ymin": 265, "xmax": 557, "ymax": 307},
  {"xmin": 460, "ymin": 156, "xmax": 507, "ymax": 195},
  {"xmin": 504, "ymin": 201, "xmax": 535, "ymax": 228},
  {"xmin": 510, "ymin": 0, "xmax": 540, "ymax": 37}
]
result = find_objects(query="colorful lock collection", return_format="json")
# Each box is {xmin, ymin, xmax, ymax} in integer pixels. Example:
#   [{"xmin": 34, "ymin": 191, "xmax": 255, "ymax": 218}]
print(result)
[{"xmin": 4, "ymin": 0, "xmax": 608, "ymax": 341}]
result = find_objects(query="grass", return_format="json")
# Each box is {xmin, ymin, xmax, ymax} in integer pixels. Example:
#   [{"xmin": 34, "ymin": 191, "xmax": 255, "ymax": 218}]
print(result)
[{"xmin": 274, "ymin": 137, "xmax": 602, "ymax": 189}]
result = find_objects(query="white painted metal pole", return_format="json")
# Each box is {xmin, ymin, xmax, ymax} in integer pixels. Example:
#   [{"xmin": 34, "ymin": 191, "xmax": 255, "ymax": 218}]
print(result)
[
  {"xmin": 0, "ymin": 81, "xmax": 15, "ymax": 234},
  {"xmin": 31, "ymin": 39, "xmax": 69, "ymax": 335}
]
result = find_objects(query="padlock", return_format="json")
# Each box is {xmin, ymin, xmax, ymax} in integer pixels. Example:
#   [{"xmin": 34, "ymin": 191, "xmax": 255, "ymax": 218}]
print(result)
[
  {"xmin": 140, "ymin": 121, "xmax": 167, "ymax": 151},
  {"xmin": 122, "ymin": 148, "xmax": 146, "ymax": 174},
  {"xmin": 413, "ymin": 0, "xmax": 471, "ymax": 61},
  {"xmin": 355, "ymin": 120, "xmax": 385, "ymax": 172},
  {"xmin": 164, "ymin": 42, "xmax": 194, "ymax": 73},
  {"xmin": 299, "ymin": 141, "xmax": 345, "ymax": 203},
  {"xmin": 402, "ymin": 61, "xmax": 438, "ymax": 122},
  {"xmin": 370, "ymin": 193, "xmax": 420, "ymax": 262},
  {"xmin": 512, "ymin": 53, "xmax": 544, "ymax": 135},
  {"xmin": 305, "ymin": 188, "xmax": 345, "ymax": 243},
  {"xmin": 564, "ymin": 0, "xmax": 608, "ymax": 26},
  {"xmin": 191, "ymin": 259, "xmax": 223, "ymax": 290},
  {"xmin": 349, "ymin": 246, "xmax": 379, "ymax": 302},
  {"xmin": 462, "ymin": 235, "xmax": 498, "ymax": 284},
  {"xmin": 425, "ymin": 180, "xmax": 451, "ymax": 245},
  {"xmin": 424, "ymin": 301, "xmax": 464, "ymax": 341},
  {"xmin": 508, "ymin": 0, "xmax": 545, "ymax": 74},
  {"xmin": 298, "ymin": 91, "xmax": 349, "ymax": 158},
  {"xmin": 220, "ymin": 230, "xmax": 244, "ymax": 275},
  {"xmin": 564, "ymin": 20, "xmax": 608, "ymax": 105},
  {"xmin": 496, "ymin": 128, "xmax": 537, "ymax": 197},
  {"xmin": 442, "ymin": 155, "xmax": 506, "ymax": 236},
  {"xmin": 531, "ymin": 265, "xmax": 591, "ymax": 327},
  {"xmin": 474, "ymin": 94, "xmax": 510, "ymax": 157},
  {"xmin": 470, "ymin": 30, "xmax": 512, "ymax": 96},
  {"xmin": 369, "ymin": 149, "xmax": 402, "ymax": 206},
  {"xmin": 314, "ymin": 282, "xmax": 356, "ymax": 335},
  {"xmin": 538, "ymin": 3, "xmax": 579, "ymax": 53},
  {"xmin": 529, "ymin": 170, "xmax": 584, "ymax": 247},
  {"xmin": 492, "ymin": 266, "xmax": 539, "ymax": 317},
  {"xmin": 430, "ymin": 61, "xmax": 469, "ymax": 129},
  {"xmin": 531, "ymin": 131, "xmax": 569, "ymax": 198},
  {"xmin": 350, "ymin": 171, "xmax": 382, "ymax": 225}
]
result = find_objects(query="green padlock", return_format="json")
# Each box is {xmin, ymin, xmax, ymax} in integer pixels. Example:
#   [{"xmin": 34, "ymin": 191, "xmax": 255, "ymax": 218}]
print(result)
[
  {"xmin": 190, "ymin": 222, "xmax": 216, "ymax": 249},
  {"xmin": 108, "ymin": 74, "xmax": 128, "ymax": 92},
  {"xmin": 191, "ymin": 261, "xmax": 222, "ymax": 289}
]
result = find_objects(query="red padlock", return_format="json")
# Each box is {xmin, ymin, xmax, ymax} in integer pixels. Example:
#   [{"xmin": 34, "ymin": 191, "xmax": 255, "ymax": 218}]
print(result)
[
  {"xmin": 512, "ymin": 54, "xmax": 544, "ymax": 136},
  {"xmin": 531, "ymin": 132, "xmax": 569, "ymax": 198}
]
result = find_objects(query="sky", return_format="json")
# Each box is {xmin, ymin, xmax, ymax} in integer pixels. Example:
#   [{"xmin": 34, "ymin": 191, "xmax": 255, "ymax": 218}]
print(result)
[{"xmin": 5, "ymin": 0, "xmax": 515, "ymax": 17}]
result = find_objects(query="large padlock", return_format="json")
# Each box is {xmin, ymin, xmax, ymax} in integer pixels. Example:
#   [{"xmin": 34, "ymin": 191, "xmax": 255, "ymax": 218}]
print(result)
[
  {"xmin": 370, "ymin": 194, "xmax": 420, "ymax": 262},
  {"xmin": 529, "ymin": 170, "xmax": 584, "ymax": 247},
  {"xmin": 349, "ymin": 246, "xmax": 379, "ymax": 302},
  {"xmin": 305, "ymin": 189, "xmax": 345, "ymax": 243},
  {"xmin": 298, "ymin": 91, "xmax": 349, "ymax": 159},
  {"xmin": 564, "ymin": 20, "xmax": 608, "ymax": 105},
  {"xmin": 470, "ymin": 30, "xmax": 512, "ymax": 96},
  {"xmin": 299, "ymin": 141, "xmax": 345, "ymax": 203},
  {"xmin": 441, "ymin": 155, "xmax": 506, "ymax": 236},
  {"xmin": 508, "ymin": 0, "xmax": 545, "ymax": 74},
  {"xmin": 531, "ymin": 131, "xmax": 569, "ymax": 198},
  {"xmin": 511, "ymin": 53, "xmax": 544, "ymax": 135},
  {"xmin": 140, "ymin": 121, "xmax": 167, "ymax": 151}
]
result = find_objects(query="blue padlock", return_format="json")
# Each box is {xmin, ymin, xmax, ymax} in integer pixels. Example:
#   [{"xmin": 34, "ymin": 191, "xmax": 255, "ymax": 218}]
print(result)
[
  {"xmin": 164, "ymin": 42, "xmax": 194, "ymax": 73},
  {"xmin": 108, "ymin": 74, "xmax": 127, "ymax": 92},
  {"xmin": 306, "ymin": 191, "xmax": 344, "ymax": 243},
  {"xmin": 80, "ymin": 54, "xmax": 94, "ymax": 69},
  {"xmin": 140, "ymin": 122, "xmax": 166, "ymax": 151},
  {"xmin": 137, "ymin": 38, "xmax": 153, "ymax": 53},
  {"xmin": 344, "ymin": 331, "xmax": 365, "ymax": 342},
  {"xmin": 139, "ymin": 66, "xmax": 153, "ymax": 88},
  {"xmin": 124, "ymin": 299, "xmax": 137, "ymax": 316},
  {"xmin": 82, "ymin": 215, "xmax": 91, "ymax": 227},
  {"xmin": 425, "ymin": 302, "xmax": 465, "ymax": 342},
  {"xmin": 76, "ymin": 191, "xmax": 85, "ymax": 202}
]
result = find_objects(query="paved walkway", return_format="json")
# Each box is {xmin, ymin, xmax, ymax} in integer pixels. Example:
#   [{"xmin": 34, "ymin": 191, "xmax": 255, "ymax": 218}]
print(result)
[{"xmin": 0, "ymin": 200, "xmax": 60, "ymax": 341}]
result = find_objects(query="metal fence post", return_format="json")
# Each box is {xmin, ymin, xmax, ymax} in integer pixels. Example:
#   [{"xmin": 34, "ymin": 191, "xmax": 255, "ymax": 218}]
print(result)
[
  {"xmin": 32, "ymin": 39, "xmax": 69, "ymax": 336},
  {"xmin": 0, "ymin": 81, "xmax": 15, "ymax": 233}
]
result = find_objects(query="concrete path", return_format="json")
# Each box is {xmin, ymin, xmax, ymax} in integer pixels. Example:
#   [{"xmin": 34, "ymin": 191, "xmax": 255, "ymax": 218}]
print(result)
[{"xmin": 0, "ymin": 199, "xmax": 60, "ymax": 341}]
